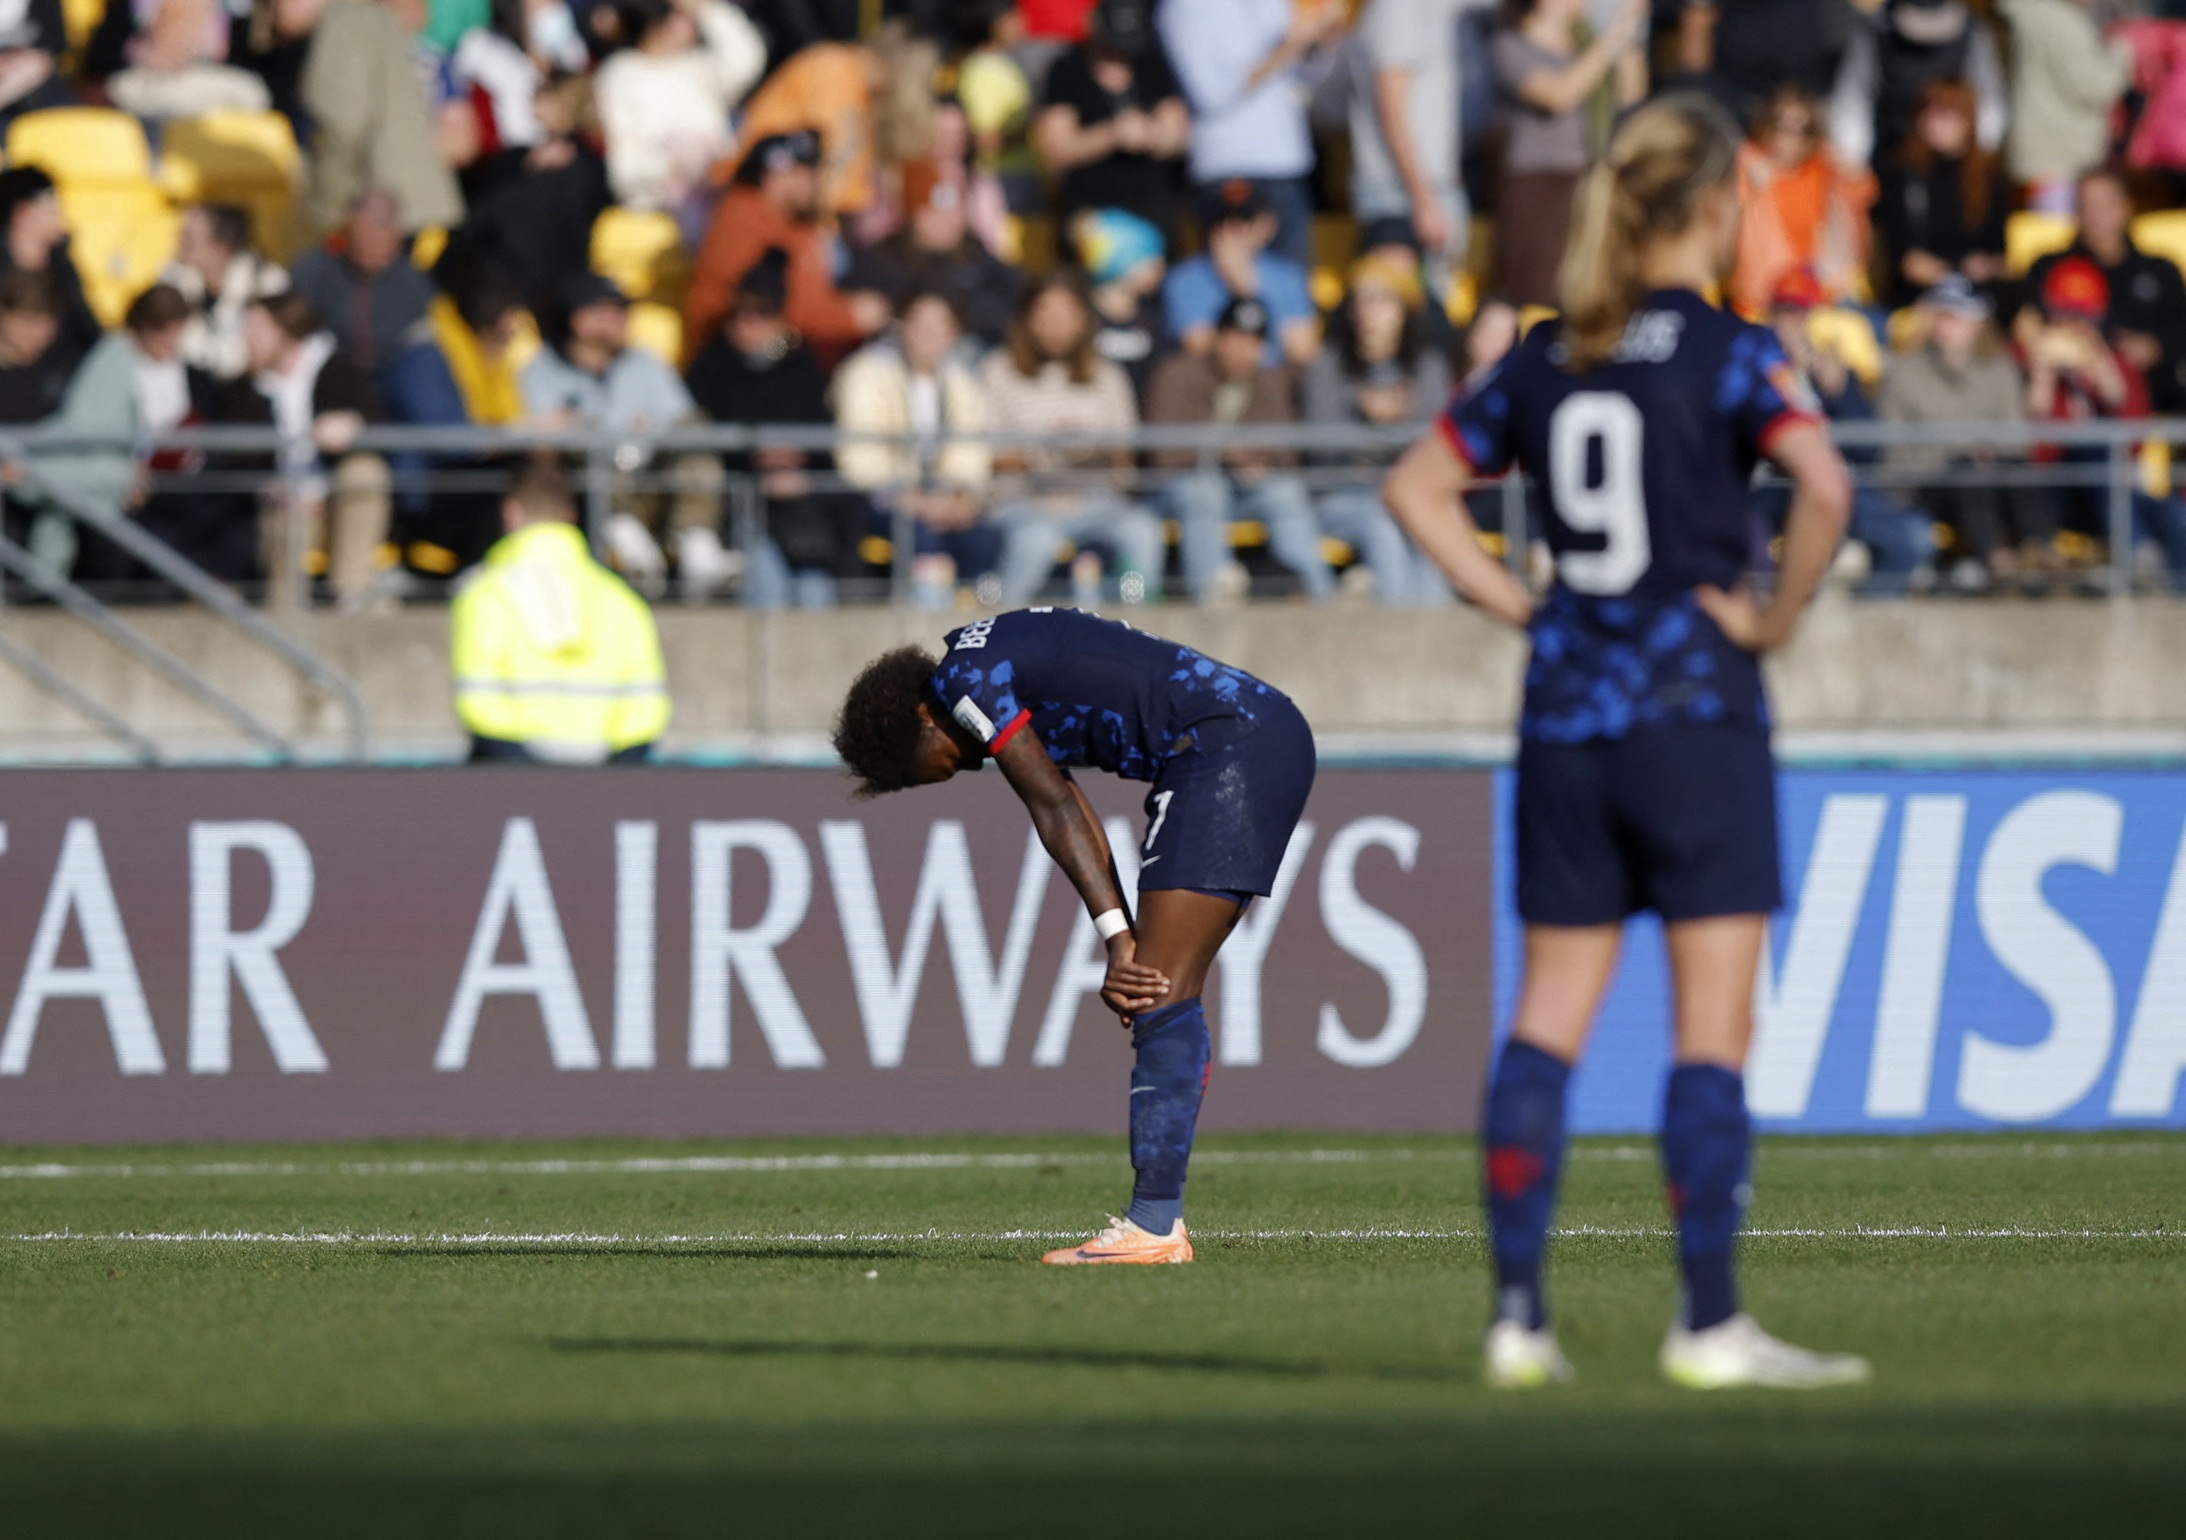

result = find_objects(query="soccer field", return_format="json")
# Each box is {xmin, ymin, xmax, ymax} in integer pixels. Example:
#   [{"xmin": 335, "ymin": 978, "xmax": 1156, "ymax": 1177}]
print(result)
[{"xmin": 1, "ymin": 1132, "xmax": 2180, "ymax": 1537}]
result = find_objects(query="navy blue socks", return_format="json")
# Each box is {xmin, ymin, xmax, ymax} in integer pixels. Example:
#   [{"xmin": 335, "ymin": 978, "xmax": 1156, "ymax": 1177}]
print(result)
[
  {"xmin": 1482, "ymin": 1039, "xmax": 1572, "ymax": 1330},
  {"xmin": 1123, "ymin": 998, "xmax": 1210, "ymax": 1236},
  {"xmin": 1661, "ymin": 1063, "xmax": 1752, "ymax": 1332}
]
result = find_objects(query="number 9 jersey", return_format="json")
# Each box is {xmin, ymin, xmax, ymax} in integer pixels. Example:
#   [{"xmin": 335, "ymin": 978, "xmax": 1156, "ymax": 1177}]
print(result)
[{"xmin": 1440, "ymin": 288, "xmax": 1819, "ymax": 746}]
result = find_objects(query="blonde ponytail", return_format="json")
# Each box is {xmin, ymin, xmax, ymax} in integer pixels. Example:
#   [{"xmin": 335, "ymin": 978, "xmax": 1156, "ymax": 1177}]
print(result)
[{"xmin": 1557, "ymin": 94, "xmax": 1738, "ymax": 372}]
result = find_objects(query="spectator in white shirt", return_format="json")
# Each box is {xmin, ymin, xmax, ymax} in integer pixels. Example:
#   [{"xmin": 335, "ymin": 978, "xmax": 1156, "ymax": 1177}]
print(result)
[
  {"xmin": 1155, "ymin": 0, "xmax": 1347, "ymax": 270},
  {"xmin": 595, "ymin": 0, "xmax": 767, "ymax": 214}
]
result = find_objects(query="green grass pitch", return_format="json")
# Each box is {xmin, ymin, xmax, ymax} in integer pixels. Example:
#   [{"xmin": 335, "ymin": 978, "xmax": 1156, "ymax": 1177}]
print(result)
[{"xmin": 1, "ymin": 1131, "xmax": 2180, "ymax": 1537}]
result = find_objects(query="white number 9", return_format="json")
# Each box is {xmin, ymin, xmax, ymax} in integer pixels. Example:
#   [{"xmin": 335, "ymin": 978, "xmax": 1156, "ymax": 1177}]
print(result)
[{"xmin": 1548, "ymin": 392, "xmax": 1651, "ymax": 596}]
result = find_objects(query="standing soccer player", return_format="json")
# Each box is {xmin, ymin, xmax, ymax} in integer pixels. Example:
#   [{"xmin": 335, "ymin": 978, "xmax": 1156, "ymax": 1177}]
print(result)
[
  {"xmin": 1382, "ymin": 94, "xmax": 1871, "ymax": 1389},
  {"xmin": 832, "ymin": 609, "xmax": 1316, "ymax": 1264}
]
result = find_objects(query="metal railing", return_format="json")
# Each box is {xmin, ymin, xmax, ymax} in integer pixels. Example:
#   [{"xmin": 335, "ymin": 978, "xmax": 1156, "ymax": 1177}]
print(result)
[
  {"xmin": 1, "ymin": 416, "xmax": 2180, "ymax": 607},
  {"xmin": 0, "ymin": 432, "xmax": 372, "ymax": 762}
]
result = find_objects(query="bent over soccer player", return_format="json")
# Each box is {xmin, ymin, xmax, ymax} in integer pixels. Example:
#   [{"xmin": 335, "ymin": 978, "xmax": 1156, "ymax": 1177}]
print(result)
[
  {"xmin": 833, "ymin": 608, "xmax": 1316, "ymax": 1264},
  {"xmin": 1384, "ymin": 94, "xmax": 1870, "ymax": 1389}
]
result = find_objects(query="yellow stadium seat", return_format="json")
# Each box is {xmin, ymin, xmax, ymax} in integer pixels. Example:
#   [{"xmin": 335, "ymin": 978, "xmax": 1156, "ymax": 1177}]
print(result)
[
  {"xmin": 626, "ymin": 301, "xmax": 683, "ymax": 366},
  {"xmin": 65, "ymin": 186, "xmax": 183, "ymax": 328},
  {"xmin": 1006, "ymin": 213, "xmax": 1057, "ymax": 273},
  {"xmin": 1311, "ymin": 214, "xmax": 1358, "ymax": 273},
  {"xmin": 1310, "ymin": 266, "xmax": 1344, "ymax": 312},
  {"xmin": 7, "ymin": 108, "xmax": 154, "ymax": 184},
  {"xmin": 589, "ymin": 208, "xmax": 690, "ymax": 306},
  {"xmin": 2007, "ymin": 211, "xmax": 2077, "ymax": 276},
  {"xmin": 2131, "ymin": 211, "xmax": 2186, "ymax": 280},
  {"xmin": 159, "ymin": 111, "xmax": 302, "ymax": 261}
]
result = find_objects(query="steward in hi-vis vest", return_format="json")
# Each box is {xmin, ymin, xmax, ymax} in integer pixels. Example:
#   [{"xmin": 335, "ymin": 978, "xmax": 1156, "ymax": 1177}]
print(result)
[{"xmin": 450, "ymin": 459, "xmax": 670, "ymax": 763}]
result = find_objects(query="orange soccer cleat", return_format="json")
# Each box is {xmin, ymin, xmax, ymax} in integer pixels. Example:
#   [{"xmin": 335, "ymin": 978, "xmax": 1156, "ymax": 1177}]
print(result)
[{"xmin": 1041, "ymin": 1215, "xmax": 1195, "ymax": 1266}]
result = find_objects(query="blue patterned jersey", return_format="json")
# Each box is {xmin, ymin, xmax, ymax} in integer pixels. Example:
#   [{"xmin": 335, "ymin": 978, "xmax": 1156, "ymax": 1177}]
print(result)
[
  {"xmin": 931, "ymin": 609, "xmax": 1288, "ymax": 781},
  {"xmin": 1441, "ymin": 288, "xmax": 1819, "ymax": 742}
]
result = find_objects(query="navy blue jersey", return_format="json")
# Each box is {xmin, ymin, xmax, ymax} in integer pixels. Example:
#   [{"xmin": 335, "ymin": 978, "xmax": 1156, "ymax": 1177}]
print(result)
[
  {"xmin": 1441, "ymin": 288, "xmax": 1819, "ymax": 743},
  {"xmin": 932, "ymin": 609, "xmax": 1290, "ymax": 781}
]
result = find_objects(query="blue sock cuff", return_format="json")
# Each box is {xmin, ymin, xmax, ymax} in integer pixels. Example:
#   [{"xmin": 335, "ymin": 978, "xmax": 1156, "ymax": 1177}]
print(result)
[{"xmin": 1130, "ymin": 997, "xmax": 1201, "ymax": 1047}]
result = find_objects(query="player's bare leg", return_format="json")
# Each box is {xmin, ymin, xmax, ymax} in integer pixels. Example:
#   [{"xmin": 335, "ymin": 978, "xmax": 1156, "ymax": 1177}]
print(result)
[
  {"xmin": 1658, "ymin": 915, "xmax": 1870, "ymax": 1388},
  {"xmin": 1480, "ymin": 924, "xmax": 1621, "ymax": 1384},
  {"xmin": 1042, "ymin": 890, "xmax": 1244, "ymax": 1266}
]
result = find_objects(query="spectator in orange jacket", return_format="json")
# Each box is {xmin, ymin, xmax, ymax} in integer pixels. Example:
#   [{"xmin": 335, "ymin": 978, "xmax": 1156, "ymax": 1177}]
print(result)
[{"xmin": 683, "ymin": 130, "xmax": 889, "ymax": 366}]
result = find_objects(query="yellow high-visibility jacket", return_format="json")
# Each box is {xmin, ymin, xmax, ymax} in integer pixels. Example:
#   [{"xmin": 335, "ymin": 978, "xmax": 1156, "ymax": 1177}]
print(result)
[{"xmin": 450, "ymin": 521, "xmax": 670, "ymax": 760}]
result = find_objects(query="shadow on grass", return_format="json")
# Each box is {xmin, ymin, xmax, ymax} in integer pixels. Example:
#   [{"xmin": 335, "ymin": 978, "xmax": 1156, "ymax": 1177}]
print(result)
[
  {"xmin": 546, "ymin": 1334, "xmax": 1460, "ymax": 1383},
  {"xmin": 371, "ymin": 1245, "xmax": 925, "ymax": 1262}
]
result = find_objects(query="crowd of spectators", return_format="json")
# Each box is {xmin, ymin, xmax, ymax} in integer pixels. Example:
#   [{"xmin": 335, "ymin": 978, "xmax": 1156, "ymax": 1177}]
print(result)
[{"xmin": 4, "ymin": 0, "xmax": 2186, "ymax": 609}]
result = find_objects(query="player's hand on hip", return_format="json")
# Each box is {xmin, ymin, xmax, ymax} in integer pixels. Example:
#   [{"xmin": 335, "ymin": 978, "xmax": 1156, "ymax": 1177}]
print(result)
[
  {"xmin": 1694, "ymin": 583, "xmax": 1791, "ymax": 653},
  {"xmin": 1100, "ymin": 934, "xmax": 1170, "ymax": 1025}
]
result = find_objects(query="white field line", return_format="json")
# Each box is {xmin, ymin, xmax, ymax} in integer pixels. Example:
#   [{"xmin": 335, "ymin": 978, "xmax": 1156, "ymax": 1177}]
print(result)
[
  {"xmin": 0, "ymin": 1140, "xmax": 2176, "ymax": 1182},
  {"xmin": 3, "ymin": 1224, "xmax": 2177, "ymax": 1246}
]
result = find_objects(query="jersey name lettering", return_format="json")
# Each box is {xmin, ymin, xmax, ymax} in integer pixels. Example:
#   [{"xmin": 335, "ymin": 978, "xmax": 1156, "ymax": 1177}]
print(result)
[
  {"xmin": 952, "ymin": 617, "xmax": 996, "ymax": 651},
  {"xmin": 1615, "ymin": 311, "xmax": 1685, "ymax": 364}
]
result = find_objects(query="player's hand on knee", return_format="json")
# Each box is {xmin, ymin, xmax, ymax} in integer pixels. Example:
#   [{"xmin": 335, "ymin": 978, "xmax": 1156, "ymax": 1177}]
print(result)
[{"xmin": 1100, "ymin": 935, "xmax": 1170, "ymax": 1024}]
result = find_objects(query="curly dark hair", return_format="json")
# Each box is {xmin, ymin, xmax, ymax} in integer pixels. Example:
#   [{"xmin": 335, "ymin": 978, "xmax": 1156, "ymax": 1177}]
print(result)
[{"xmin": 833, "ymin": 645, "xmax": 940, "ymax": 797}]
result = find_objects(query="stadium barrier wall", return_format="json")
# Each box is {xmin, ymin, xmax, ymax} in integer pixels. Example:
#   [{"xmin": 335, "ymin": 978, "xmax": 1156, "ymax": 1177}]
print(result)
[
  {"xmin": 1501, "ymin": 769, "xmax": 2186, "ymax": 1134},
  {"xmin": 5, "ymin": 765, "xmax": 2184, "ymax": 1145},
  {"xmin": 0, "ymin": 767, "xmax": 1495, "ymax": 1144}
]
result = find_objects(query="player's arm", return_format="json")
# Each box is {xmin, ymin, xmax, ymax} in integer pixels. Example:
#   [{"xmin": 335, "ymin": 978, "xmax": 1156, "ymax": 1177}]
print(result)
[
  {"xmin": 1382, "ymin": 428, "xmax": 1537, "ymax": 630},
  {"xmin": 1695, "ymin": 420, "xmax": 1852, "ymax": 652},
  {"xmin": 991, "ymin": 729, "xmax": 1169, "ymax": 1016}
]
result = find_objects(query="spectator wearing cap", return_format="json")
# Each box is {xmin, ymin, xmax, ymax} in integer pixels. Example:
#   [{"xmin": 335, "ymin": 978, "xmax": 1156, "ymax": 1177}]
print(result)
[
  {"xmin": 296, "ymin": 0, "xmax": 464, "ymax": 240},
  {"xmin": 1494, "ymin": 0, "xmax": 1649, "ymax": 312},
  {"xmin": 842, "ymin": 158, "xmax": 1021, "ymax": 350},
  {"xmin": 594, "ymin": 0, "xmax": 766, "ymax": 214},
  {"xmin": 1999, "ymin": 0, "xmax": 2134, "ymax": 212},
  {"xmin": 1347, "ymin": 0, "xmax": 1474, "ymax": 274},
  {"xmin": 1731, "ymin": 84, "xmax": 1876, "ymax": 318},
  {"xmin": 1075, "ymin": 207, "xmax": 1169, "ymax": 401},
  {"xmin": 523, "ymin": 271, "xmax": 730, "ymax": 599},
  {"xmin": 717, "ymin": 36, "xmax": 891, "ymax": 219},
  {"xmin": 1874, "ymin": 76, "xmax": 2010, "ymax": 312},
  {"xmin": 0, "ymin": 167, "xmax": 100, "ymax": 364},
  {"xmin": 1162, "ymin": 181, "xmax": 1318, "ymax": 369},
  {"xmin": 1156, "ymin": 0, "xmax": 1347, "ymax": 271},
  {"xmin": 2018, "ymin": 254, "xmax": 2186, "ymax": 583},
  {"xmin": 1828, "ymin": 0, "xmax": 2007, "ymax": 177},
  {"xmin": 685, "ymin": 254, "xmax": 859, "ymax": 609},
  {"xmin": 832, "ymin": 289, "xmax": 998, "ymax": 609},
  {"xmin": 163, "ymin": 203, "xmax": 291, "ymax": 381},
  {"xmin": 686, "ymin": 130, "xmax": 891, "ymax": 368},
  {"xmin": 1145, "ymin": 295, "xmax": 1336, "ymax": 604},
  {"xmin": 1762, "ymin": 267, "xmax": 1936, "ymax": 591},
  {"xmin": 2024, "ymin": 170, "xmax": 2186, "ymax": 413},
  {"xmin": 1037, "ymin": 0, "xmax": 1191, "ymax": 248},
  {"xmin": 1302, "ymin": 253, "xmax": 1455, "ymax": 606},
  {"xmin": 1879, "ymin": 274, "xmax": 2042, "ymax": 592},
  {"xmin": 979, "ymin": 271, "xmax": 1166, "ymax": 605}
]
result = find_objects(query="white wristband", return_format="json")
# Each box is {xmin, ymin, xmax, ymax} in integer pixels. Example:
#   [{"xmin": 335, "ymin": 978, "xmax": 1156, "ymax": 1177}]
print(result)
[{"xmin": 1092, "ymin": 908, "xmax": 1130, "ymax": 942}]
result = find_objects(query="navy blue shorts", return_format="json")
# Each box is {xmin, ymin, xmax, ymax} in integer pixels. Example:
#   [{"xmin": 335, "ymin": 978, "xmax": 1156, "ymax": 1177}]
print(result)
[
  {"xmin": 1137, "ymin": 696, "xmax": 1317, "ymax": 899},
  {"xmin": 1515, "ymin": 726, "xmax": 1782, "ymax": 926}
]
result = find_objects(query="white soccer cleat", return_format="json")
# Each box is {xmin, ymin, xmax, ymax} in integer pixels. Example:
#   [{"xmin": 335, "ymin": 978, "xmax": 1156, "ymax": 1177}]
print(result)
[
  {"xmin": 1483, "ymin": 1319, "xmax": 1575, "ymax": 1389},
  {"xmin": 1659, "ymin": 1313, "xmax": 1871, "ymax": 1390}
]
